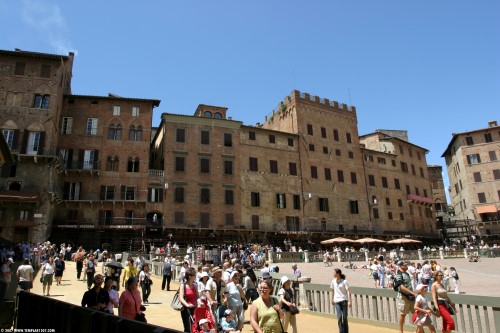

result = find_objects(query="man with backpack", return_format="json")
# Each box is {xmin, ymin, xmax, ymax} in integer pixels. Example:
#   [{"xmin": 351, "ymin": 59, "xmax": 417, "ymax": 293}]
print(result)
[{"xmin": 393, "ymin": 260, "xmax": 417, "ymax": 333}]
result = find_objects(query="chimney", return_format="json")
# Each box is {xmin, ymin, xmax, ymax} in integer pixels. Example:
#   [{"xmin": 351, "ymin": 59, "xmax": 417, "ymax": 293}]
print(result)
[{"xmin": 488, "ymin": 120, "xmax": 498, "ymax": 128}]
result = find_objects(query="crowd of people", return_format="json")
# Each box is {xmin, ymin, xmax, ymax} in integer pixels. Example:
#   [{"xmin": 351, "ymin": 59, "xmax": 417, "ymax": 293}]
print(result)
[{"xmin": 0, "ymin": 239, "xmax": 479, "ymax": 333}]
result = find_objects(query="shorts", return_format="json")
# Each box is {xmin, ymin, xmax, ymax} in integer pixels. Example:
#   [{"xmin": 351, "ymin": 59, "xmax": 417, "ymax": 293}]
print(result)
[
  {"xmin": 397, "ymin": 295, "xmax": 415, "ymax": 315},
  {"xmin": 18, "ymin": 281, "xmax": 33, "ymax": 291},
  {"xmin": 372, "ymin": 272, "xmax": 379, "ymax": 280},
  {"xmin": 43, "ymin": 274, "xmax": 54, "ymax": 286}
]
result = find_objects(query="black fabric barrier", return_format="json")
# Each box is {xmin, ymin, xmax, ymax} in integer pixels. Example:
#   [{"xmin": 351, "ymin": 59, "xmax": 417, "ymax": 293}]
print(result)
[{"xmin": 16, "ymin": 291, "xmax": 181, "ymax": 333}]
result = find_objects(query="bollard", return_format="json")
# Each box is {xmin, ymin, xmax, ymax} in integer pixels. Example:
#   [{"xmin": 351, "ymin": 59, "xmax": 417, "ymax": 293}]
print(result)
[
  {"xmin": 418, "ymin": 249, "xmax": 423, "ymax": 260},
  {"xmin": 464, "ymin": 248, "xmax": 469, "ymax": 259},
  {"xmin": 439, "ymin": 249, "xmax": 444, "ymax": 260},
  {"xmin": 304, "ymin": 250, "xmax": 309, "ymax": 263},
  {"xmin": 337, "ymin": 251, "xmax": 342, "ymax": 262},
  {"xmin": 297, "ymin": 277, "xmax": 312, "ymax": 310}
]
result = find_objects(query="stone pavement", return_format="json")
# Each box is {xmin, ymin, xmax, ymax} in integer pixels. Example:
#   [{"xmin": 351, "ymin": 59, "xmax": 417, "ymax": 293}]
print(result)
[
  {"xmin": 26, "ymin": 261, "xmax": 405, "ymax": 332},
  {"xmin": 289, "ymin": 257, "xmax": 500, "ymax": 297}
]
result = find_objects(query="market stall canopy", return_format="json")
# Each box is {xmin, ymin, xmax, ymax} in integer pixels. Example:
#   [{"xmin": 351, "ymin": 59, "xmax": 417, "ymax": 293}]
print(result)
[
  {"xmin": 354, "ymin": 237, "xmax": 386, "ymax": 244},
  {"xmin": 320, "ymin": 237, "xmax": 355, "ymax": 245},
  {"xmin": 386, "ymin": 238, "xmax": 422, "ymax": 245}
]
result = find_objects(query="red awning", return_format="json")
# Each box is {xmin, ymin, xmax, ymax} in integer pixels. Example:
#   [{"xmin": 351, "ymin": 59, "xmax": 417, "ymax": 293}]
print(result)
[{"xmin": 476, "ymin": 205, "xmax": 498, "ymax": 214}]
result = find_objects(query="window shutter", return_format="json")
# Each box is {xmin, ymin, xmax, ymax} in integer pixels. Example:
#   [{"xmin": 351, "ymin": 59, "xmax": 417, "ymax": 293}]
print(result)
[
  {"xmin": 78, "ymin": 150, "xmax": 84, "ymax": 169},
  {"xmin": 121, "ymin": 185, "xmax": 126, "ymax": 200},
  {"xmin": 67, "ymin": 149, "xmax": 73, "ymax": 169},
  {"xmin": 20, "ymin": 130, "xmax": 29, "ymax": 154},
  {"xmin": 466, "ymin": 155, "xmax": 471, "ymax": 164},
  {"xmin": 100, "ymin": 186, "xmax": 106, "ymax": 200},
  {"xmin": 38, "ymin": 132, "xmax": 45, "ymax": 155},
  {"xmin": 94, "ymin": 150, "xmax": 99, "ymax": 169},
  {"xmin": 159, "ymin": 188, "xmax": 164, "ymax": 202},
  {"xmin": 147, "ymin": 188, "xmax": 152, "ymax": 202},
  {"xmin": 12, "ymin": 130, "xmax": 20, "ymax": 150},
  {"xmin": 63, "ymin": 182, "xmax": 70, "ymax": 200}
]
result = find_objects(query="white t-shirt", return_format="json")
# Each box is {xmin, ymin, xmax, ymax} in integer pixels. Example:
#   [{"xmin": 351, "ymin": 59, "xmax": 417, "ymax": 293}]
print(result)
[
  {"xmin": 43, "ymin": 262, "xmax": 55, "ymax": 275},
  {"xmin": 407, "ymin": 265, "xmax": 416, "ymax": 280},
  {"xmin": 370, "ymin": 264, "xmax": 379, "ymax": 273},
  {"xmin": 106, "ymin": 288, "xmax": 119, "ymax": 314},
  {"xmin": 17, "ymin": 264, "xmax": 34, "ymax": 282},
  {"xmin": 330, "ymin": 278, "xmax": 350, "ymax": 303}
]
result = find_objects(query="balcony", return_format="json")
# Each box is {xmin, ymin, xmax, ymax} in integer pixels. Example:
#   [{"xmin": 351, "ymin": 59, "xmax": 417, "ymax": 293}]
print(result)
[{"xmin": 148, "ymin": 169, "xmax": 164, "ymax": 177}]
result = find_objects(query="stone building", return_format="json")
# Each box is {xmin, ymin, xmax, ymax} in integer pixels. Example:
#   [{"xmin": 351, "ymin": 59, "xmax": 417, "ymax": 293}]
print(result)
[
  {"xmin": 152, "ymin": 91, "xmax": 438, "ymax": 244},
  {"xmin": 50, "ymin": 94, "xmax": 161, "ymax": 249},
  {"xmin": 0, "ymin": 49, "xmax": 74, "ymax": 243},
  {"xmin": 359, "ymin": 130, "xmax": 435, "ymax": 236},
  {"xmin": 442, "ymin": 120, "xmax": 500, "ymax": 241},
  {"xmin": 1, "ymin": 47, "xmax": 441, "ymax": 247}
]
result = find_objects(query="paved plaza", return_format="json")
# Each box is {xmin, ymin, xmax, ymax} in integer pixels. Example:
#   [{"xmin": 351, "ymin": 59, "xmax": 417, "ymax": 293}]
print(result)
[{"xmin": 9, "ymin": 256, "xmax": 498, "ymax": 332}]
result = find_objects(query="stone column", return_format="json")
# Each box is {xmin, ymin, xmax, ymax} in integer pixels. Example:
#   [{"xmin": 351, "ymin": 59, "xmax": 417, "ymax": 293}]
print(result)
[
  {"xmin": 337, "ymin": 251, "xmax": 342, "ymax": 262},
  {"xmin": 364, "ymin": 251, "xmax": 369, "ymax": 262},
  {"xmin": 297, "ymin": 277, "xmax": 312, "ymax": 310},
  {"xmin": 304, "ymin": 250, "xmax": 309, "ymax": 263},
  {"xmin": 439, "ymin": 249, "xmax": 445, "ymax": 260},
  {"xmin": 418, "ymin": 249, "xmax": 423, "ymax": 260},
  {"xmin": 464, "ymin": 248, "xmax": 469, "ymax": 259}
]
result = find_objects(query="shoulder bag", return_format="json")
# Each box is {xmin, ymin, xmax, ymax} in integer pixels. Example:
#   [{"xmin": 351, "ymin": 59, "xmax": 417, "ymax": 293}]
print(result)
[{"xmin": 171, "ymin": 283, "xmax": 185, "ymax": 311}]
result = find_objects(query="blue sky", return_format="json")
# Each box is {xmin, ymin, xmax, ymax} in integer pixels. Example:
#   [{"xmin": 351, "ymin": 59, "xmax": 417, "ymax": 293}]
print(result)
[{"xmin": 1, "ymin": 0, "xmax": 499, "ymax": 192}]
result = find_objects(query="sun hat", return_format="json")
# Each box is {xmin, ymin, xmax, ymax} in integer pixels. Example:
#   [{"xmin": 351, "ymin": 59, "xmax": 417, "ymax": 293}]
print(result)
[
  {"xmin": 415, "ymin": 283, "xmax": 428, "ymax": 292},
  {"xmin": 224, "ymin": 309, "xmax": 233, "ymax": 316},
  {"xmin": 280, "ymin": 276, "xmax": 290, "ymax": 285},
  {"xmin": 212, "ymin": 267, "xmax": 222, "ymax": 275},
  {"xmin": 199, "ymin": 318, "xmax": 209, "ymax": 325},
  {"xmin": 93, "ymin": 274, "xmax": 104, "ymax": 283},
  {"xmin": 230, "ymin": 270, "xmax": 240, "ymax": 280},
  {"xmin": 199, "ymin": 272, "xmax": 209, "ymax": 280}
]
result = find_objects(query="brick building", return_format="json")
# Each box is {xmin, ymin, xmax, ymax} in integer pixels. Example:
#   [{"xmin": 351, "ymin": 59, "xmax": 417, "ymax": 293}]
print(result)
[
  {"xmin": 442, "ymin": 120, "xmax": 500, "ymax": 241},
  {"xmin": 1, "ymin": 48, "xmax": 441, "ymax": 248},
  {"xmin": 153, "ymin": 91, "xmax": 438, "ymax": 245},
  {"xmin": 51, "ymin": 94, "xmax": 161, "ymax": 248},
  {"xmin": 0, "ymin": 49, "xmax": 74, "ymax": 243}
]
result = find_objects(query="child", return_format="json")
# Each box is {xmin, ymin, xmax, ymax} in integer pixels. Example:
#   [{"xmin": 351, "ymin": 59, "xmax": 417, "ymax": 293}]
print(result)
[
  {"xmin": 198, "ymin": 318, "xmax": 214, "ymax": 333},
  {"xmin": 221, "ymin": 309, "xmax": 240, "ymax": 333},
  {"xmin": 413, "ymin": 283, "xmax": 436, "ymax": 333}
]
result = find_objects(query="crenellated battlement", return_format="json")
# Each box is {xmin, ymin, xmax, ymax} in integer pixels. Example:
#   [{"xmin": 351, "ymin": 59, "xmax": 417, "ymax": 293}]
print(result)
[{"xmin": 263, "ymin": 90, "xmax": 356, "ymax": 125}]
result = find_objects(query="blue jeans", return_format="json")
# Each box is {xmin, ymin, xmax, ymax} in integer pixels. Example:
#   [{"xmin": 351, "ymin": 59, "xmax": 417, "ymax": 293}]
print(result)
[{"xmin": 335, "ymin": 300, "xmax": 349, "ymax": 333}]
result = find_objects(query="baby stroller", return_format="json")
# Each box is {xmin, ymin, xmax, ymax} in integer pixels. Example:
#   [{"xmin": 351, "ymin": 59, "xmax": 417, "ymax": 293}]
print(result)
[
  {"xmin": 192, "ymin": 306, "xmax": 216, "ymax": 333},
  {"xmin": 216, "ymin": 304, "xmax": 229, "ymax": 332}
]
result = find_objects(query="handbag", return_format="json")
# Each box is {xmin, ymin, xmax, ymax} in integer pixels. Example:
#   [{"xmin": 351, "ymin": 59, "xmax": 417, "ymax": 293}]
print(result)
[
  {"xmin": 290, "ymin": 305, "xmax": 300, "ymax": 315},
  {"xmin": 242, "ymin": 297, "xmax": 248, "ymax": 310},
  {"xmin": 171, "ymin": 284, "xmax": 185, "ymax": 311},
  {"xmin": 130, "ymin": 291, "xmax": 147, "ymax": 323},
  {"xmin": 40, "ymin": 275, "xmax": 44, "ymax": 283}
]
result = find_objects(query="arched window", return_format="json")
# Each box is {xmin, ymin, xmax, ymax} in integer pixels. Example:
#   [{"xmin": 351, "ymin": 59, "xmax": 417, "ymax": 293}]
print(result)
[
  {"xmin": 127, "ymin": 157, "xmax": 139, "ymax": 172},
  {"xmin": 214, "ymin": 112, "xmax": 223, "ymax": 119},
  {"xmin": 204, "ymin": 111, "xmax": 212, "ymax": 117},
  {"xmin": 136, "ymin": 126, "xmax": 142, "ymax": 141},
  {"xmin": 106, "ymin": 155, "xmax": 119, "ymax": 171},
  {"xmin": 108, "ymin": 124, "xmax": 116, "ymax": 140},
  {"xmin": 116, "ymin": 124, "xmax": 122, "ymax": 140},
  {"xmin": 129, "ymin": 125, "xmax": 136, "ymax": 141}
]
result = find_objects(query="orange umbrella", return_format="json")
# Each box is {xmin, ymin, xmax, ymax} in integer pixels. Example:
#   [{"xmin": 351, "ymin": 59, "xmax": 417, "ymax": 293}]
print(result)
[
  {"xmin": 386, "ymin": 238, "xmax": 422, "ymax": 245},
  {"xmin": 320, "ymin": 237, "xmax": 355, "ymax": 245},
  {"xmin": 354, "ymin": 237, "xmax": 386, "ymax": 244}
]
